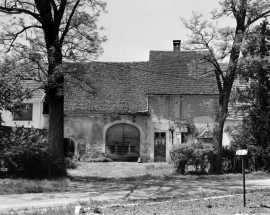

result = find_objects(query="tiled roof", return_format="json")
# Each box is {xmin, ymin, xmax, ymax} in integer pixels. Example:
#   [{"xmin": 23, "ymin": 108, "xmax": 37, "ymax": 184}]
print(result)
[
  {"xmin": 20, "ymin": 81, "xmax": 44, "ymax": 100},
  {"xmin": 64, "ymin": 51, "xmax": 220, "ymax": 114},
  {"xmin": 147, "ymin": 51, "xmax": 219, "ymax": 95},
  {"xmin": 64, "ymin": 62, "xmax": 149, "ymax": 114}
]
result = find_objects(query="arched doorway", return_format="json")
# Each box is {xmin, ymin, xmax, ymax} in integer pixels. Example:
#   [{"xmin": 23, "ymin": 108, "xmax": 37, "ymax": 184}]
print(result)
[
  {"xmin": 106, "ymin": 123, "xmax": 140, "ymax": 161},
  {"xmin": 64, "ymin": 138, "xmax": 75, "ymax": 158}
]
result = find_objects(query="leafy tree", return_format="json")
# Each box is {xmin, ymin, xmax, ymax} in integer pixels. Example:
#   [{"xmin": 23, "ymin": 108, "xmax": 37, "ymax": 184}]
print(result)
[
  {"xmin": 230, "ymin": 20, "xmax": 270, "ymax": 171},
  {"xmin": 0, "ymin": 77, "xmax": 28, "ymax": 126},
  {"xmin": 0, "ymin": 0, "xmax": 106, "ymax": 177},
  {"xmin": 181, "ymin": 0, "xmax": 270, "ymax": 174}
]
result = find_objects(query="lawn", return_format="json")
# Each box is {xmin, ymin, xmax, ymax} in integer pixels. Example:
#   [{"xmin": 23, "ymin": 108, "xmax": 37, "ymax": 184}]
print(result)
[{"xmin": 0, "ymin": 162, "xmax": 269, "ymax": 195}]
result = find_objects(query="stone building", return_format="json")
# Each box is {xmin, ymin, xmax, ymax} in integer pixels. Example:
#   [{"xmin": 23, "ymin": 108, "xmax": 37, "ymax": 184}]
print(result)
[{"xmin": 64, "ymin": 41, "xmax": 220, "ymax": 162}]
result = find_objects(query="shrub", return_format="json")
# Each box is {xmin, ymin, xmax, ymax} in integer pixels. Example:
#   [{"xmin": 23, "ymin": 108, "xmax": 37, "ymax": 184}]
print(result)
[
  {"xmin": 170, "ymin": 142, "xmax": 214, "ymax": 175},
  {"xmin": 79, "ymin": 142, "xmax": 112, "ymax": 162},
  {"xmin": 65, "ymin": 157, "xmax": 78, "ymax": 169},
  {"xmin": 0, "ymin": 126, "xmax": 53, "ymax": 179},
  {"xmin": 170, "ymin": 143, "xmax": 195, "ymax": 174},
  {"xmin": 222, "ymin": 146, "xmax": 238, "ymax": 173}
]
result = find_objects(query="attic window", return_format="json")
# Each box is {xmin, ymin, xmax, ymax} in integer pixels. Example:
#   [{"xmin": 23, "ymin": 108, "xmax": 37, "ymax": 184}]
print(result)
[{"xmin": 13, "ymin": 103, "xmax": 33, "ymax": 121}]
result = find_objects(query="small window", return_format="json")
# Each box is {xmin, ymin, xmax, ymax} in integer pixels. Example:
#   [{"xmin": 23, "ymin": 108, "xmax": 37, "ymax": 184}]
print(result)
[
  {"xmin": 13, "ymin": 104, "xmax": 33, "ymax": 121},
  {"xmin": 42, "ymin": 95, "xmax": 49, "ymax": 114},
  {"xmin": 42, "ymin": 101, "xmax": 49, "ymax": 114},
  {"xmin": 78, "ymin": 140, "xmax": 86, "ymax": 156},
  {"xmin": 181, "ymin": 133, "xmax": 188, "ymax": 143}
]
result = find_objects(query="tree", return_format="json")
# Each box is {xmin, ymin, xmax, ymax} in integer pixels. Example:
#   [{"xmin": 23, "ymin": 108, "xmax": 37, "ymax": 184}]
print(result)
[
  {"xmin": 0, "ymin": 73, "xmax": 28, "ymax": 125},
  {"xmin": 181, "ymin": 0, "xmax": 270, "ymax": 174},
  {"xmin": 0, "ymin": 0, "xmax": 106, "ymax": 177},
  {"xmin": 231, "ymin": 20, "xmax": 270, "ymax": 171}
]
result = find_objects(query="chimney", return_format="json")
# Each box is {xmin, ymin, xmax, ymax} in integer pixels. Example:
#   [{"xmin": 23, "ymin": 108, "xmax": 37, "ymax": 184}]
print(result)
[{"xmin": 173, "ymin": 40, "xmax": 181, "ymax": 51}]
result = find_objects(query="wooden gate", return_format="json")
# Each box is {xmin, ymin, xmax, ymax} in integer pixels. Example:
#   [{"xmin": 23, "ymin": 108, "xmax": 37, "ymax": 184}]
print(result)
[{"xmin": 106, "ymin": 123, "xmax": 140, "ymax": 161}]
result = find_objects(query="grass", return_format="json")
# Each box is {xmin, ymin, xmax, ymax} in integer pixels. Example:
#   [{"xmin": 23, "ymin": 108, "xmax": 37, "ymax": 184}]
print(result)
[
  {"xmin": 0, "ymin": 162, "xmax": 269, "ymax": 195},
  {"xmin": 1, "ymin": 189, "xmax": 270, "ymax": 214},
  {"xmin": 68, "ymin": 162, "xmax": 174, "ymax": 179},
  {"xmin": 0, "ymin": 178, "xmax": 70, "ymax": 195}
]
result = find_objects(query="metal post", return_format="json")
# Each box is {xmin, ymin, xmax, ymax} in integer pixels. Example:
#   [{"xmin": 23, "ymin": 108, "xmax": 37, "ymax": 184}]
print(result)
[{"xmin": 242, "ymin": 157, "xmax": 246, "ymax": 207}]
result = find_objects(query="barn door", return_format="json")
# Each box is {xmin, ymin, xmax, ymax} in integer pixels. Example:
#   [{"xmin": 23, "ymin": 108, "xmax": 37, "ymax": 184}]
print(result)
[{"xmin": 106, "ymin": 123, "xmax": 140, "ymax": 161}]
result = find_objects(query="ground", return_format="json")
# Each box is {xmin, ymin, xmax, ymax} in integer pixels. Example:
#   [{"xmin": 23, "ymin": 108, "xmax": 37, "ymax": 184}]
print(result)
[{"xmin": 1, "ymin": 162, "xmax": 270, "ymax": 214}]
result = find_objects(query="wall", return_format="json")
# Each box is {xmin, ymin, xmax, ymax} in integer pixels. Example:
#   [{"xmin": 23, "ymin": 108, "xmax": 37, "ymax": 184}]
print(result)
[
  {"xmin": 148, "ymin": 94, "xmax": 219, "ymax": 162},
  {"xmin": 1, "ymin": 100, "xmax": 48, "ymax": 129},
  {"xmin": 64, "ymin": 94, "xmax": 240, "ymax": 163},
  {"xmin": 64, "ymin": 114, "xmax": 153, "ymax": 161}
]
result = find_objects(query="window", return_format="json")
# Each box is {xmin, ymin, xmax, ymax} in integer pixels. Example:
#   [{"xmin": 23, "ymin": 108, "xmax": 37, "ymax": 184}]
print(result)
[
  {"xmin": 42, "ymin": 95, "xmax": 49, "ymax": 114},
  {"xmin": 13, "ymin": 103, "xmax": 33, "ymax": 121},
  {"xmin": 78, "ymin": 139, "xmax": 86, "ymax": 156},
  {"xmin": 181, "ymin": 133, "xmax": 188, "ymax": 143}
]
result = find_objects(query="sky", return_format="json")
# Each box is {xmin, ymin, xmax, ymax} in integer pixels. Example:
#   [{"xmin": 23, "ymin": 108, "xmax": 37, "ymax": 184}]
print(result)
[{"xmin": 96, "ymin": 0, "xmax": 235, "ymax": 62}]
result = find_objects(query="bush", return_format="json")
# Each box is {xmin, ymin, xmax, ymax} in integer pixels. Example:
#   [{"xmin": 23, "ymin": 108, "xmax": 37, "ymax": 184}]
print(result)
[
  {"xmin": 65, "ymin": 157, "xmax": 78, "ymax": 169},
  {"xmin": 170, "ymin": 142, "xmax": 214, "ymax": 175},
  {"xmin": 79, "ymin": 142, "xmax": 112, "ymax": 162},
  {"xmin": 0, "ymin": 126, "xmax": 53, "ymax": 179}
]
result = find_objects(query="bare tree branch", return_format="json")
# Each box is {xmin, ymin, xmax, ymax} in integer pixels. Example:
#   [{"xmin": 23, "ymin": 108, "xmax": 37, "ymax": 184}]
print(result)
[{"xmin": 60, "ymin": 0, "xmax": 80, "ymax": 44}]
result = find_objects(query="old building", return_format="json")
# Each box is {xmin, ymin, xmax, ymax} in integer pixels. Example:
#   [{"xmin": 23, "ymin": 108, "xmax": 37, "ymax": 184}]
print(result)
[
  {"xmin": 1, "ymin": 41, "xmax": 239, "ymax": 162},
  {"xmin": 64, "ymin": 41, "xmax": 220, "ymax": 162}
]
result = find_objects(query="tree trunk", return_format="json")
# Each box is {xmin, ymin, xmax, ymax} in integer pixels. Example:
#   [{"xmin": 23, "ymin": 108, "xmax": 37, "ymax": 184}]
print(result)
[
  {"xmin": 46, "ymin": 41, "xmax": 65, "ymax": 177},
  {"xmin": 47, "ymin": 91, "xmax": 64, "ymax": 177},
  {"xmin": 213, "ymin": 84, "xmax": 232, "ymax": 174}
]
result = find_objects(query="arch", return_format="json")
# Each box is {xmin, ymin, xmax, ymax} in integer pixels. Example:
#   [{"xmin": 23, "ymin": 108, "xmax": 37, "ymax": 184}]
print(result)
[
  {"xmin": 64, "ymin": 138, "xmax": 75, "ymax": 158},
  {"xmin": 103, "ymin": 120, "xmax": 144, "ymax": 161},
  {"xmin": 64, "ymin": 136, "xmax": 78, "ymax": 156}
]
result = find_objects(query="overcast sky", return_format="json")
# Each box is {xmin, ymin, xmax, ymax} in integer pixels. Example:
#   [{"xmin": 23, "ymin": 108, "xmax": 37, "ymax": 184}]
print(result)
[{"xmin": 96, "ymin": 0, "xmax": 235, "ymax": 62}]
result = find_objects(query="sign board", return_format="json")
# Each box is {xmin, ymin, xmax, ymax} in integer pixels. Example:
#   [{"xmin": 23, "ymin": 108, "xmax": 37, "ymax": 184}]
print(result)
[{"xmin": 236, "ymin": 149, "xmax": 248, "ymax": 156}]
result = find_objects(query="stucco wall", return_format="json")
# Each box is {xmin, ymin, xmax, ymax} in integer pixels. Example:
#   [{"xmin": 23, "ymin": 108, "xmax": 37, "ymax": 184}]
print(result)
[
  {"xmin": 148, "ymin": 94, "xmax": 219, "ymax": 161},
  {"xmin": 64, "ymin": 95, "xmax": 240, "ymax": 163},
  {"xmin": 64, "ymin": 114, "xmax": 153, "ymax": 161}
]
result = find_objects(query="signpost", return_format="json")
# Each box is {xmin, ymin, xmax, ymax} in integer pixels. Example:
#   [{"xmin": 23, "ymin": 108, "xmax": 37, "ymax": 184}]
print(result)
[{"xmin": 236, "ymin": 149, "xmax": 248, "ymax": 207}]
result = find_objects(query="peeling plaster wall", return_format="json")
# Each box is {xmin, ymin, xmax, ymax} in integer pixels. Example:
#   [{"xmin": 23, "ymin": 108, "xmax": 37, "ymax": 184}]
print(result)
[
  {"xmin": 148, "ymin": 94, "xmax": 219, "ymax": 162},
  {"xmin": 64, "ymin": 95, "xmax": 219, "ymax": 163},
  {"xmin": 64, "ymin": 114, "xmax": 152, "ymax": 161}
]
